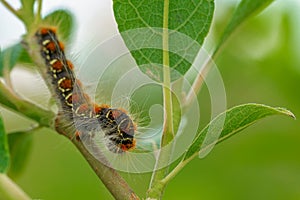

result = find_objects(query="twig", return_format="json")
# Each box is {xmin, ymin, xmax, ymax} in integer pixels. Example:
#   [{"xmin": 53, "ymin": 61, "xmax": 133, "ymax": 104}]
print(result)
[
  {"xmin": 55, "ymin": 116, "xmax": 139, "ymax": 200},
  {"xmin": 184, "ymin": 55, "xmax": 214, "ymax": 107},
  {"xmin": 68, "ymin": 135, "xmax": 139, "ymax": 200},
  {"xmin": 0, "ymin": 82, "xmax": 55, "ymax": 127},
  {"xmin": 35, "ymin": 0, "xmax": 43, "ymax": 23},
  {"xmin": 0, "ymin": 0, "xmax": 22, "ymax": 20}
]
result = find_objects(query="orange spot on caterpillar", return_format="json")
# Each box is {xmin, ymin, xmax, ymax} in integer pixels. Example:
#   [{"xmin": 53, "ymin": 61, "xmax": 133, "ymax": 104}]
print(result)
[
  {"xmin": 40, "ymin": 27, "xmax": 57, "ymax": 35},
  {"xmin": 100, "ymin": 104, "xmax": 110, "ymax": 109},
  {"xmin": 39, "ymin": 28, "xmax": 49, "ymax": 35},
  {"xmin": 120, "ymin": 139, "xmax": 136, "ymax": 151},
  {"xmin": 93, "ymin": 104, "xmax": 102, "ymax": 114},
  {"xmin": 39, "ymin": 28, "xmax": 53, "ymax": 35},
  {"xmin": 66, "ymin": 60, "xmax": 74, "ymax": 70},
  {"xmin": 51, "ymin": 59, "xmax": 63, "ymax": 71},
  {"xmin": 75, "ymin": 131, "xmax": 81, "ymax": 141},
  {"xmin": 44, "ymin": 41, "xmax": 64, "ymax": 52},
  {"xmin": 59, "ymin": 42, "xmax": 65, "ymax": 51},
  {"xmin": 92, "ymin": 104, "xmax": 110, "ymax": 115},
  {"xmin": 59, "ymin": 78, "xmax": 72, "ymax": 90},
  {"xmin": 45, "ymin": 41, "xmax": 56, "ymax": 52}
]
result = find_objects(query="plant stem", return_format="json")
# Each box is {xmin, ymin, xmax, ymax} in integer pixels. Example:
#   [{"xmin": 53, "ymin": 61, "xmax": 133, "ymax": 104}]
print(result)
[
  {"xmin": 149, "ymin": 55, "xmax": 216, "ymax": 194},
  {"xmin": 61, "ymin": 133, "xmax": 139, "ymax": 200},
  {"xmin": 148, "ymin": 154, "xmax": 196, "ymax": 193},
  {"xmin": 147, "ymin": 0, "xmax": 174, "ymax": 199},
  {"xmin": 184, "ymin": 55, "xmax": 214, "ymax": 107},
  {"xmin": 161, "ymin": 10, "xmax": 174, "ymax": 146},
  {"xmin": 0, "ymin": 174, "xmax": 31, "ymax": 200},
  {"xmin": 35, "ymin": 0, "xmax": 43, "ymax": 24},
  {"xmin": 184, "ymin": 22, "xmax": 232, "ymax": 108},
  {"xmin": 161, "ymin": 156, "xmax": 193, "ymax": 185},
  {"xmin": 0, "ymin": 82, "xmax": 55, "ymax": 127},
  {"xmin": 0, "ymin": 0, "xmax": 22, "ymax": 20}
]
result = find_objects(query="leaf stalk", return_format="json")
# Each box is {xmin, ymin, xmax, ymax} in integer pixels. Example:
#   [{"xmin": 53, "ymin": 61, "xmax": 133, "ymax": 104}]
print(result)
[
  {"xmin": 147, "ymin": 0, "xmax": 175, "ymax": 199},
  {"xmin": 0, "ymin": 174, "xmax": 31, "ymax": 200}
]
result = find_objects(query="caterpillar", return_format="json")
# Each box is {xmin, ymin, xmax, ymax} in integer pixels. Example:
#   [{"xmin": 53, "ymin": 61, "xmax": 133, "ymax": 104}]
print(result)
[{"xmin": 35, "ymin": 27, "xmax": 136, "ymax": 153}]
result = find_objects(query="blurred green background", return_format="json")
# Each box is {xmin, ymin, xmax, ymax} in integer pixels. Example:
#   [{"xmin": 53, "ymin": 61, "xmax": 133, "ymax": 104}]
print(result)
[{"xmin": 1, "ymin": 0, "xmax": 300, "ymax": 199}]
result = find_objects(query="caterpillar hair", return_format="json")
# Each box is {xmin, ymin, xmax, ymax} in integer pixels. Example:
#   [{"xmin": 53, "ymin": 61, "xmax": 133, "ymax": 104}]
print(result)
[{"xmin": 35, "ymin": 27, "xmax": 136, "ymax": 153}]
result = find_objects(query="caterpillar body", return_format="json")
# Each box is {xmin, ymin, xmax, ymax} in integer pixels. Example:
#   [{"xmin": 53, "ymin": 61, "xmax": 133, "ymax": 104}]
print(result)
[{"xmin": 35, "ymin": 27, "xmax": 136, "ymax": 153}]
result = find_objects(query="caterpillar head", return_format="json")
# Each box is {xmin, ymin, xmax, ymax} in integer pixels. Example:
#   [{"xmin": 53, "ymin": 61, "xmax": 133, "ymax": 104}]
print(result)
[{"xmin": 98, "ymin": 107, "xmax": 136, "ymax": 153}]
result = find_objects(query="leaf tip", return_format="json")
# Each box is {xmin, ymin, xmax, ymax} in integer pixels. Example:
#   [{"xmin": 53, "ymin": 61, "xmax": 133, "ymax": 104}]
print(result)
[{"xmin": 276, "ymin": 107, "xmax": 296, "ymax": 119}]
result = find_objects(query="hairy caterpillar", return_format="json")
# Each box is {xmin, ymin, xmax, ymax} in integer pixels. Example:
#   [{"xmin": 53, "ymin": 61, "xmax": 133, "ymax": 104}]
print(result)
[{"xmin": 35, "ymin": 27, "xmax": 136, "ymax": 153}]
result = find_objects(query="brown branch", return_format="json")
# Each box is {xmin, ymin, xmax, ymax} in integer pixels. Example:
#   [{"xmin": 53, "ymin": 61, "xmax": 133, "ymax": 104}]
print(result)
[{"xmin": 55, "ymin": 116, "xmax": 139, "ymax": 200}]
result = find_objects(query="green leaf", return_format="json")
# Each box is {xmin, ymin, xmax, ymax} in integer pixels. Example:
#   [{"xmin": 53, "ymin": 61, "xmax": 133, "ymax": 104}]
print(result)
[
  {"xmin": 113, "ymin": 0, "xmax": 214, "ymax": 81},
  {"xmin": 215, "ymin": 0, "xmax": 275, "ymax": 54},
  {"xmin": 0, "ymin": 44, "xmax": 23, "ymax": 77},
  {"xmin": 44, "ymin": 10, "xmax": 74, "ymax": 42},
  {"xmin": 18, "ymin": 46, "xmax": 32, "ymax": 64},
  {"xmin": 0, "ymin": 115, "xmax": 10, "ymax": 173},
  {"xmin": 7, "ymin": 132, "xmax": 33, "ymax": 178},
  {"xmin": 184, "ymin": 103, "xmax": 295, "ymax": 161}
]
